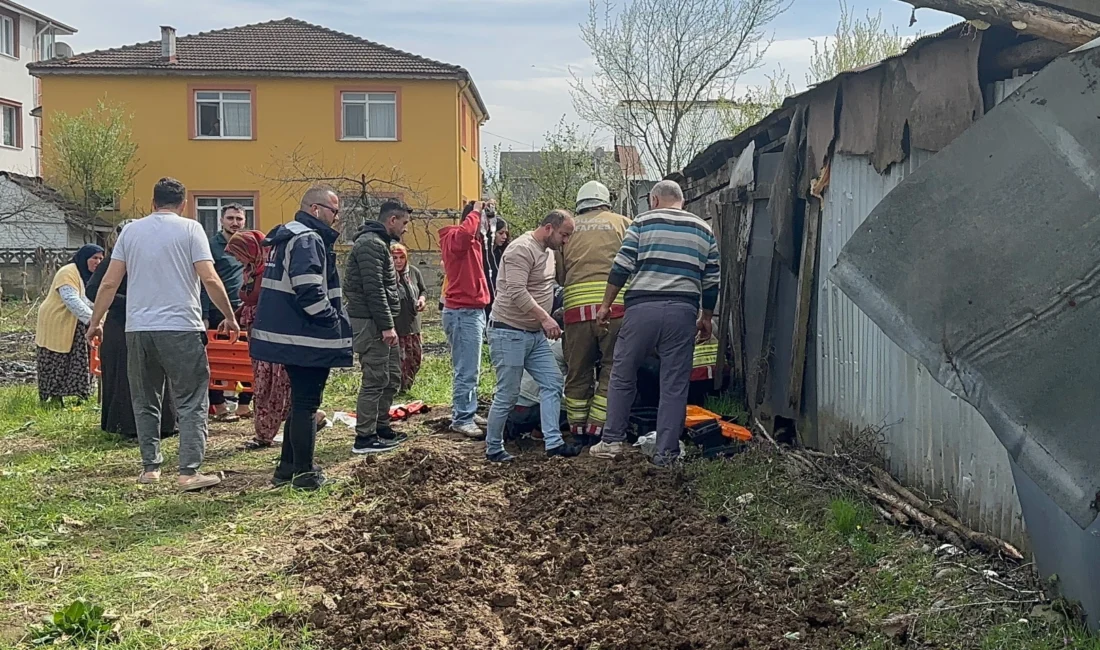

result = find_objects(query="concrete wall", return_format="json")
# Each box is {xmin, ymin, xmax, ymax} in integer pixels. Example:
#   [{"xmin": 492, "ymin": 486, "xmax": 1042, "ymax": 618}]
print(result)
[
  {"xmin": 0, "ymin": 10, "xmax": 39, "ymax": 174},
  {"xmin": 0, "ymin": 175, "xmax": 69, "ymax": 248}
]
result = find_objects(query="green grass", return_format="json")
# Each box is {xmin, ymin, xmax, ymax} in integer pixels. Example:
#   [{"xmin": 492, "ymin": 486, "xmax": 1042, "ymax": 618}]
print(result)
[
  {"xmin": 0, "ymin": 381, "xmax": 366, "ymax": 649},
  {"xmin": 690, "ymin": 452, "xmax": 1097, "ymax": 649},
  {"xmin": 0, "ymin": 301, "xmax": 38, "ymax": 334},
  {"xmin": 703, "ymin": 393, "xmax": 749, "ymax": 425}
]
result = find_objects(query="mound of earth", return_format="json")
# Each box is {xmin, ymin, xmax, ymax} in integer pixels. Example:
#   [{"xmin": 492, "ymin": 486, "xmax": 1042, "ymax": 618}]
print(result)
[{"xmin": 288, "ymin": 440, "xmax": 859, "ymax": 649}]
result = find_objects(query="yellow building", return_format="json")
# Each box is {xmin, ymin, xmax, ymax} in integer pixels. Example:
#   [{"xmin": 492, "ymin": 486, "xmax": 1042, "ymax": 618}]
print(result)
[{"xmin": 29, "ymin": 18, "xmax": 487, "ymax": 250}]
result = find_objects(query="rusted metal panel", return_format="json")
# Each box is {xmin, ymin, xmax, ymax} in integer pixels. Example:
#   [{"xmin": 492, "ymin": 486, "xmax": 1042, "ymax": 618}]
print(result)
[{"xmin": 816, "ymin": 151, "xmax": 1027, "ymax": 549}]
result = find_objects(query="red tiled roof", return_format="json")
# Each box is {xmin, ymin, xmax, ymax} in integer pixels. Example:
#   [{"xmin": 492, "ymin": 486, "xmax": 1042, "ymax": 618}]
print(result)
[{"xmin": 29, "ymin": 18, "xmax": 487, "ymax": 116}]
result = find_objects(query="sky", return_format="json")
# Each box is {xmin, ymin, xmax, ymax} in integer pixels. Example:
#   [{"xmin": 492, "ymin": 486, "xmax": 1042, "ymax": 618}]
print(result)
[{"xmin": 33, "ymin": 0, "xmax": 957, "ymax": 163}]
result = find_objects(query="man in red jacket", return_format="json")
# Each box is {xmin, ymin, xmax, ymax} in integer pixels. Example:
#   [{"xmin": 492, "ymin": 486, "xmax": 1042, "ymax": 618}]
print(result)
[{"xmin": 439, "ymin": 200, "xmax": 492, "ymax": 438}]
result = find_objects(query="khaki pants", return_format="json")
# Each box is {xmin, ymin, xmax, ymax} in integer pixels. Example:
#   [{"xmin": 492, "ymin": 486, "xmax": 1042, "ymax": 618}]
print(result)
[
  {"xmin": 351, "ymin": 317, "xmax": 401, "ymax": 439},
  {"xmin": 563, "ymin": 318, "xmax": 622, "ymax": 431}
]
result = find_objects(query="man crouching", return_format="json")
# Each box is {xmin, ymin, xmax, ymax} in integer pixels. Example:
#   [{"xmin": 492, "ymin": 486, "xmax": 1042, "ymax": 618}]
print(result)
[{"xmin": 484, "ymin": 210, "xmax": 578, "ymax": 463}]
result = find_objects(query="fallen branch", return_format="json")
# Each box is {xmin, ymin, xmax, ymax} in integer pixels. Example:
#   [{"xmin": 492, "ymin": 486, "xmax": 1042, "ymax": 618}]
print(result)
[
  {"xmin": 835, "ymin": 473, "xmax": 967, "ymax": 549},
  {"xmin": 900, "ymin": 0, "xmax": 1100, "ymax": 46},
  {"xmin": 868, "ymin": 466, "xmax": 1024, "ymax": 560}
]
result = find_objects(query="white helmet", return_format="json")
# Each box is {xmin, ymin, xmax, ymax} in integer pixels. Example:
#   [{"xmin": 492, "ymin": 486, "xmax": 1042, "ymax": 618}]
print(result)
[{"xmin": 576, "ymin": 180, "xmax": 611, "ymax": 212}]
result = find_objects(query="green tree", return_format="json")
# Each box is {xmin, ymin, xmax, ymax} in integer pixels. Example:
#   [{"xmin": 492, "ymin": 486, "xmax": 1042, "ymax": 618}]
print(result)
[
  {"xmin": 807, "ymin": 0, "xmax": 908, "ymax": 85},
  {"xmin": 719, "ymin": 1, "xmax": 910, "ymax": 138},
  {"xmin": 494, "ymin": 119, "xmax": 624, "ymax": 233},
  {"xmin": 45, "ymin": 99, "xmax": 141, "ymax": 230},
  {"xmin": 719, "ymin": 67, "xmax": 798, "ymax": 137}
]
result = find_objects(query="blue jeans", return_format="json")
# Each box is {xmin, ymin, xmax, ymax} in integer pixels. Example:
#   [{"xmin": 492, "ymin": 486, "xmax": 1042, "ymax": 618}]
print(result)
[
  {"xmin": 442, "ymin": 308, "xmax": 486, "ymax": 426},
  {"xmin": 486, "ymin": 327, "xmax": 564, "ymax": 455}
]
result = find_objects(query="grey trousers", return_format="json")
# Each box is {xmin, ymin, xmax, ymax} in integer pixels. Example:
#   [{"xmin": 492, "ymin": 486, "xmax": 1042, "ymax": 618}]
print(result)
[
  {"xmin": 126, "ymin": 331, "xmax": 211, "ymax": 474},
  {"xmin": 602, "ymin": 301, "xmax": 698, "ymax": 458},
  {"xmin": 351, "ymin": 317, "xmax": 401, "ymax": 438}
]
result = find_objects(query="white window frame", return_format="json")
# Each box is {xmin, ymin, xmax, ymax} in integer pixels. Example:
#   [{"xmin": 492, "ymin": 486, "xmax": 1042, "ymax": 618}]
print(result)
[
  {"xmin": 195, "ymin": 196, "xmax": 256, "ymax": 235},
  {"xmin": 1, "ymin": 104, "xmax": 18, "ymax": 149},
  {"xmin": 194, "ymin": 90, "xmax": 253, "ymax": 140},
  {"xmin": 0, "ymin": 15, "xmax": 14, "ymax": 58},
  {"xmin": 340, "ymin": 91, "xmax": 397, "ymax": 142},
  {"xmin": 38, "ymin": 30, "xmax": 54, "ymax": 61}
]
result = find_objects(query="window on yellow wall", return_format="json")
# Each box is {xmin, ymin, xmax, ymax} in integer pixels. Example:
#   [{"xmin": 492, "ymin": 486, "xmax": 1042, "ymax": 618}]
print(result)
[
  {"xmin": 195, "ymin": 91, "xmax": 253, "ymax": 138},
  {"xmin": 472, "ymin": 118, "xmax": 478, "ymax": 160},
  {"xmin": 460, "ymin": 100, "xmax": 468, "ymax": 151},
  {"xmin": 342, "ymin": 92, "xmax": 397, "ymax": 141}
]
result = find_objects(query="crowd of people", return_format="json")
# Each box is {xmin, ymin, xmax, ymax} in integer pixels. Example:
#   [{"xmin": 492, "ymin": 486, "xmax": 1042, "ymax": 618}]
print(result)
[
  {"xmin": 31, "ymin": 172, "xmax": 719, "ymax": 490},
  {"xmin": 440, "ymin": 178, "xmax": 721, "ymax": 466}
]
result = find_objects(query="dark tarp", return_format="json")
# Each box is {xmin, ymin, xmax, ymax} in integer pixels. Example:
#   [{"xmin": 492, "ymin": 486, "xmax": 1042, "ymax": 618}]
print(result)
[
  {"xmin": 805, "ymin": 81, "xmax": 839, "ymax": 183},
  {"xmin": 871, "ymin": 32, "xmax": 984, "ymax": 172},
  {"xmin": 836, "ymin": 66, "xmax": 883, "ymax": 157},
  {"xmin": 831, "ymin": 43, "xmax": 1100, "ymax": 530},
  {"xmin": 769, "ymin": 105, "xmax": 806, "ymax": 270}
]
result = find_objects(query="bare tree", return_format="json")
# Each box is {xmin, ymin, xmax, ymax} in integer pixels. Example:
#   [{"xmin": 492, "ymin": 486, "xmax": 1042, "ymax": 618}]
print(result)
[
  {"xmin": 44, "ymin": 99, "xmax": 141, "ymax": 235},
  {"xmin": 571, "ymin": 0, "xmax": 789, "ymax": 177},
  {"xmin": 252, "ymin": 143, "xmax": 431, "ymax": 244},
  {"xmin": 807, "ymin": 0, "xmax": 909, "ymax": 85}
]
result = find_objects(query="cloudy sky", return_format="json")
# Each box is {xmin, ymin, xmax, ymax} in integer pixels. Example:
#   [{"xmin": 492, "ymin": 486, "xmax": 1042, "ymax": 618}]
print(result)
[{"xmin": 34, "ymin": 0, "xmax": 956, "ymax": 161}]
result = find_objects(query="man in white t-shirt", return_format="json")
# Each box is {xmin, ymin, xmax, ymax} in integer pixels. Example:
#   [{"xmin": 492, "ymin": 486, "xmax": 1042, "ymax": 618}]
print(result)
[{"xmin": 87, "ymin": 177, "xmax": 240, "ymax": 491}]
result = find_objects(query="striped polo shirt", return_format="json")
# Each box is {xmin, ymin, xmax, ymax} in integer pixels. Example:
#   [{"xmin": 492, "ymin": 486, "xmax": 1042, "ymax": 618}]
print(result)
[{"xmin": 607, "ymin": 207, "xmax": 720, "ymax": 311}]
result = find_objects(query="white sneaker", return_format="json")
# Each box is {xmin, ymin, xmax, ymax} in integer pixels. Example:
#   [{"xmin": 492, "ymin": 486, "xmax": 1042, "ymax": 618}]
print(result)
[
  {"xmin": 451, "ymin": 422, "xmax": 485, "ymax": 439},
  {"xmin": 473, "ymin": 415, "xmax": 488, "ymax": 427},
  {"xmin": 590, "ymin": 441, "xmax": 625, "ymax": 460}
]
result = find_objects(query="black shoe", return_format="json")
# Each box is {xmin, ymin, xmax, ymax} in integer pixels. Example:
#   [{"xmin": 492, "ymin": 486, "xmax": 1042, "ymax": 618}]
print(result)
[
  {"xmin": 377, "ymin": 427, "xmax": 408, "ymax": 443},
  {"xmin": 486, "ymin": 450, "xmax": 516, "ymax": 463},
  {"xmin": 291, "ymin": 471, "xmax": 328, "ymax": 491},
  {"xmin": 272, "ymin": 464, "xmax": 322, "ymax": 487},
  {"xmin": 352, "ymin": 436, "xmax": 400, "ymax": 455},
  {"xmin": 546, "ymin": 443, "xmax": 583, "ymax": 458}
]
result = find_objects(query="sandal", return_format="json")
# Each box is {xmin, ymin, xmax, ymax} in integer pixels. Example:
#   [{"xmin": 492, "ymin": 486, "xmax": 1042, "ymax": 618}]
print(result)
[
  {"xmin": 212, "ymin": 412, "xmax": 239, "ymax": 423},
  {"xmin": 240, "ymin": 439, "xmax": 273, "ymax": 450}
]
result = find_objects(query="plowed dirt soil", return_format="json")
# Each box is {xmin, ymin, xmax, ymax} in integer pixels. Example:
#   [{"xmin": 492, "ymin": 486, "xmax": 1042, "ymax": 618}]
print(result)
[{"xmin": 288, "ymin": 439, "xmax": 859, "ymax": 649}]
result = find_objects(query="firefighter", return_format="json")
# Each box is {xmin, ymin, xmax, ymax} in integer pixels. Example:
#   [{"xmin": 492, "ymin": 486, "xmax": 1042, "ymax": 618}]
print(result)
[{"xmin": 558, "ymin": 181, "xmax": 632, "ymax": 445}]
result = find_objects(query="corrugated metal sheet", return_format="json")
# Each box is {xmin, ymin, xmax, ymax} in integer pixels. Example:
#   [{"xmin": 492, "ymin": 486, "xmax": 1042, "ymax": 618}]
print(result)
[{"xmin": 816, "ymin": 151, "xmax": 1027, "ymax": 549}]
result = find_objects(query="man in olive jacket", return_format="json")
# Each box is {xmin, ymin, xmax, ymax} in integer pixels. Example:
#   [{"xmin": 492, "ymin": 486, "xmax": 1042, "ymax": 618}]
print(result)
[{"xmin": 344, "ymin": 200, "xmax": 412, "ymax": 454}]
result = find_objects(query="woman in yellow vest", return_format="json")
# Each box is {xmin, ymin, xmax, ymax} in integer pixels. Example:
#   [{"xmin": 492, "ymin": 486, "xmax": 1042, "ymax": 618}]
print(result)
[{"xmin": 34, "ymin": 244, "xmax": 103, "ymax": 404}]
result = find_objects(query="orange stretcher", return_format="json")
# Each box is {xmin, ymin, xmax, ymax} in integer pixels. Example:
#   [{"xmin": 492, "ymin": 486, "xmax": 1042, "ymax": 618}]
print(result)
[
  {"xmin": 685, "ymin": 405, "xmax": 753, "ymax": 442},
  {"xmin": 90, "ymin": 331, "xmax": 255, "ymax": 391}
]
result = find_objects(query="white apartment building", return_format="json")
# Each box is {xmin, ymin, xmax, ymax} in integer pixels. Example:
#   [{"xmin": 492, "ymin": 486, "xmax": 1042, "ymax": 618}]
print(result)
[{"xmin": 0, "ymin": 1, "xmax": 74, "ymax": 175}]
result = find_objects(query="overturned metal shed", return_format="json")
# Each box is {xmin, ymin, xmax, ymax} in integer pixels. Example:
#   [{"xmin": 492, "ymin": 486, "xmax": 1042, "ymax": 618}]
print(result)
[
  {"xmin": 682, "ymin": 23, "xmax": 1067, "ymax": 551},
  {"xmin": 832, "ymin": 38, "xmax": 1100, "ymax": 629}
]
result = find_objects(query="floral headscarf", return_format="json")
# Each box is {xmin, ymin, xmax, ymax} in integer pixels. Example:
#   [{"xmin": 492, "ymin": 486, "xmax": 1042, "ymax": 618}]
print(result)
[{"xmin": 225, "ymin": 230, "xmax": 268, "ymax": 329}]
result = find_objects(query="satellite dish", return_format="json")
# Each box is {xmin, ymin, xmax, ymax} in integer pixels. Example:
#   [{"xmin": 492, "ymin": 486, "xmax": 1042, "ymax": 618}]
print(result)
[{"xmin": 53, "ymin": 42, "xmax": 73, "ymax": 59}]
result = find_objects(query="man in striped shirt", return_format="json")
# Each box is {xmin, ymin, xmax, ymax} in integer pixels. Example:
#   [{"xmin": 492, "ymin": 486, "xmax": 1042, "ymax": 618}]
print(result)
[{"xmin": 590, "ymin": 180, "xmax": 721, "ymax": 466}]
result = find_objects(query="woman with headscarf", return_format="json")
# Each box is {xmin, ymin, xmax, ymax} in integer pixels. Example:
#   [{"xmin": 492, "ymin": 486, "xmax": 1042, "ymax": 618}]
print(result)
[
  {"xmin": 226, "ymin": 230, "xmax": 301, "ymax": 449},
  {"xmin": 391, "ymin": 242, "xmax": 427, "ymax": 392},
  {"xmin": 34, "ymin": 244, "xmax": 103, "ymax": 404},
  {"xmin": 483, "ymin": 217, "xmax": 510, "ymax": 322},
  {"xmin": 86, "ymin": 221, "xmax": 178, "ymax": 438}
]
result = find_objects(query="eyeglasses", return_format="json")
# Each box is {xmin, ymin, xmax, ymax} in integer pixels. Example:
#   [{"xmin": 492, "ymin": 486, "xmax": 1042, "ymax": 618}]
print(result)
[{"xmin": 312, "ymin": 203, "xmax": 340, "ymax": 218}]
